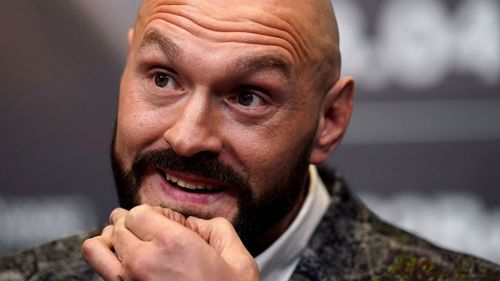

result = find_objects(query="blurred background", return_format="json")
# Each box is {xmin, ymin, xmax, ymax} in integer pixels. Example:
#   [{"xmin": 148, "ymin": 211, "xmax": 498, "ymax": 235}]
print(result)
[{"xmin": 1, "ymin": 0, "xmax": 499, "ymax": 263}]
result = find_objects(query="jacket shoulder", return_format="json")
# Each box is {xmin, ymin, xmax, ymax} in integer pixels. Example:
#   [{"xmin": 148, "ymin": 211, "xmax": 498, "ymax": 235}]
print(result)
[
  {"xmin": 367, "ymin": 216, "xmax": 500, "ymax": 280},
  {"xmin": 294, "ymin": 167, "xmax": 500, "ymax": 280},
  {"xmin": 0, "ymin": 230, "xmax": 99, "ymax": 281}
]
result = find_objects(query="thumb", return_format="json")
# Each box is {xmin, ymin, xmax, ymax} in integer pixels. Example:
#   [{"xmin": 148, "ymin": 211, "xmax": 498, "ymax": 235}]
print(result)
[{"xmin": 185, "ymin": 216, "xmax": 252, "ymax": 262}]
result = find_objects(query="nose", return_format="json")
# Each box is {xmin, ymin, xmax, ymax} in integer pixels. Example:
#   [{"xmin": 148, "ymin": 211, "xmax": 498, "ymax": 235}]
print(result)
[{"xmin": 163, "ymin": 92, "xmax": 223, "ymax": 157}]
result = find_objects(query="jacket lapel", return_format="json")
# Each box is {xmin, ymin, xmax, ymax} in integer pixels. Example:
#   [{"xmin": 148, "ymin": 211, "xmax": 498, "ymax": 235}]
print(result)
[{"xmin": 290, "ymin": 167, "xmax": 376, "ymax": 281}]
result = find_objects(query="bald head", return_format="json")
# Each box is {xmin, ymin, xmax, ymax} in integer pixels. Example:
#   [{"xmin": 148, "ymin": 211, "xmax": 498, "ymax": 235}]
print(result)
[
  {"xmin": 132, "ymin": 0, "xmax": 341, "ymax": 92},
  {"xmin": 114, "ymin": 0, "xmax": 353, "ymax": 256}
]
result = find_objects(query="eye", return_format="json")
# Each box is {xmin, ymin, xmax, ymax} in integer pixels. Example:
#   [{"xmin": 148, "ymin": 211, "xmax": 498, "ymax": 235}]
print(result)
[
  {"xmin": 235, "ymin": 88, "xmax": 264, "ymax": 107},
  {"xmin": 153, "ymin": 72, "xmax": 178, "ymax": 89}
]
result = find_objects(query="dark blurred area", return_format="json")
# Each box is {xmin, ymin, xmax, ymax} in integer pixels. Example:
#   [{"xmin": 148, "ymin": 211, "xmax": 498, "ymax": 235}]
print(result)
[{"xmin": 1, "ymin": 0, "xmax": 499, "ymax": 261}]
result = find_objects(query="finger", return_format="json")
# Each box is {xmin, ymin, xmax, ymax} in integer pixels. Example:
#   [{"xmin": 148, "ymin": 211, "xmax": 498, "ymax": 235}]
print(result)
[
  {"xmin": 185, "ymin": 217, "xmax": 250, "ymax": 258},
  {"xmin": 159, "ymin": 207, "xmax": 187, "ymax": 225},
  {"xmin": 81, "ymin": 227, "xmax": 122, "ymax": 281},
  {"xmin": 109, "ymin": 208, "xmax": 129, "ymax": 225},
  {"xmin": 185, "ymin": 217, "xmax": 258, "ymax": 275},
  {"xmin": 125, "ymin": 204, "xmax": 186, "ymax": 241},
  {"xmin": 111, "ymin": 209, "xmax": 143, "ymax": 262},
  {"xmin": 100, "ymin": 224, "xmax": 114, "ymax": 244}
]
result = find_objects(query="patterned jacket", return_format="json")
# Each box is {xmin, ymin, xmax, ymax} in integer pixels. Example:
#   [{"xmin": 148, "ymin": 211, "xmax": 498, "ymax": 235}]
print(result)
[{"xmin": 1, "ymin": 168, "xmax": 499, "ymax": 280}]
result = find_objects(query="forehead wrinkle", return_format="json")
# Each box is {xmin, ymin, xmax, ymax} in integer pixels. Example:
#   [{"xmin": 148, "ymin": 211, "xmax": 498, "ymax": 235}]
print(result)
[
  {"xmin": 253, "ymin": 9, "xmax": 313, "ymax": 61},
  {"xmin": 139, "ymin": 29, "xmax": 183, "ymax": 58},
  {"xmin": 142, "ymin": 3, "xmax": 309, "ymax": 63},
  {"xmin": 242, "ymin": 13, "xmax": 312, "ymax": 63}
]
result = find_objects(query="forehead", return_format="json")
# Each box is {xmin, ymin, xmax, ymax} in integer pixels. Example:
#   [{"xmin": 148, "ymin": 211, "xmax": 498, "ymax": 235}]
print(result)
[
  {"xmin": 140, "ymin": 29, "xmax": 291, "ymax": 72},
  {"xmin": 137, "ymin": 27, "xmax": 294, "ymax": 87},
  {"xmin": 135, "ymin": 0, "xmax": 321, "ymax": 64}
]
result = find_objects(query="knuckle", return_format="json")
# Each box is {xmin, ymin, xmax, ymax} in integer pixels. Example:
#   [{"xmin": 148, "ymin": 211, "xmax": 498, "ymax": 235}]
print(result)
[
  {"xmin": 80, "ymin": 238, "xmax": 97, "ymax": 259},
  {"xmin": 130, "ymin": 204, "xmax": 152, "ymax": 214},
  {"xmin": 128, "ymin": 204, "xmax": 151, "ymax": 219},
  {"xmin": 102, "ymin": 225, "xmax": 113, "ymax": 235},
  {"xmin": 155, "ymin": 231, "xmax": 178, "ymax": 250},
  {"xmin": 154, "ymin": 229, "xmax": 187, "ymax": 253},
  {"xmin": 109, "ymin": 208, "xmax": 120, "ymax": 218},
  {"xmin": 109, "ymin": 208, "xmax": 125, "ymax": 224},
  {"xmin": 212, "ymin": 217, "xmax": 233, "ymax": 230},
  {"xmin": 113, "ymin": 225, "xmax": 127, "ymax": 240}
]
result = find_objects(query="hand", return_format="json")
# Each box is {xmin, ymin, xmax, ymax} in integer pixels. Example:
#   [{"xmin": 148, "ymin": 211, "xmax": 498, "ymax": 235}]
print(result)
[{"xmin": 81, "ymin": 205, "xmax": 259, "ymax": 281}]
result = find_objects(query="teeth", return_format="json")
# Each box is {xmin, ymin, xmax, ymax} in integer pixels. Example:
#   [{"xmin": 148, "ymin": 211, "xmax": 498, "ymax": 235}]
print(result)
[
  {"xmin": 165, "ymin": 173, "xmax": 216, "ymax": 191},
  {"xmin": 178, "ymin": 180, "xmax": 192, "ymax": 189}
]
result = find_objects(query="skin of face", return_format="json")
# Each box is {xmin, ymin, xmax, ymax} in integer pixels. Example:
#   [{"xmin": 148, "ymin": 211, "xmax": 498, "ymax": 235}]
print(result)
[{"xmin": 112, "ymin": 0, "xmax": 354, "ymax": 254}]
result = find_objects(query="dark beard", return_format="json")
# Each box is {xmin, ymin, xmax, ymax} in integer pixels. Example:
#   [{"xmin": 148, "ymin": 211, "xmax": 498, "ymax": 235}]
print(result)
[{"xmin": 110, "ymin": 131, "xmax": 313, "ymax": 255}]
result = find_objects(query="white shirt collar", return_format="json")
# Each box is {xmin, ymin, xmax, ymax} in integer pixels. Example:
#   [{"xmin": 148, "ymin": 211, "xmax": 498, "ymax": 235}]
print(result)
[{"xmin": 255, "ymin": 165, "xmax": 331, "ymax": 281}]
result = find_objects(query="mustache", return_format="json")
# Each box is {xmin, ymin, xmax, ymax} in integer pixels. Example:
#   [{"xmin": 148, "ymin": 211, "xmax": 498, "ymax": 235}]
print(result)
[{"xmin": 131, "ymin": 149, "xmax": 250, "ymax": 189}]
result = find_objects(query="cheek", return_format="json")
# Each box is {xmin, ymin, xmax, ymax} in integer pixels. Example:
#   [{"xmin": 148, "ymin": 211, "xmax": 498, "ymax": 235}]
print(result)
[
  {"xmin": 115, "ymin": 79, "xmax": 168, "ymax": 164},
  {"xmin": 229, "ymin": 114, "xmax": 315, "ymax": 192}
]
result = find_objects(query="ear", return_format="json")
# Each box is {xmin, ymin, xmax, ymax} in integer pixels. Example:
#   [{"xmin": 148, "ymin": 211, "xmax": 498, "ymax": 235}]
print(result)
[
  {"xmin": 127, "ymin": 28, "xmax": 135, "ymax": 48},
  {"xmin": 309, "ymin": 77, "xmax": 354, "ymax": 164}
]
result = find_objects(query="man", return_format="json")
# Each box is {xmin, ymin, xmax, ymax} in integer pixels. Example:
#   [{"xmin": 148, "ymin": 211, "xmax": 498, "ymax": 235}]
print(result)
[{"xmin": 1, "ymin": 0, "xmax": 499, "ymax": 280}]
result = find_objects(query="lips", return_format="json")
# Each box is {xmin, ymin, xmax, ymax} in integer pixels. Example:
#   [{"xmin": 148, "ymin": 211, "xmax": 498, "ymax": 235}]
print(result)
[{"xmin": 157, "ymin": 169, "xmax": 223, "ymax": 193}]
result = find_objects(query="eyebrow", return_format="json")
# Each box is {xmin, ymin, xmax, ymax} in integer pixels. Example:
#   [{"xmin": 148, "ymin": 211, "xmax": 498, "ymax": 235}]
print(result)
[
  {"xmin": 139, "ymin": 30, "xmax": 183, "ymax": 58},
  {"xmin": 235, "ymin": 55, "xmax": 292, "ymax": 81},
  {"xmin": 139, "ymin": 30, "xmax": 291, "ymax": 81}
]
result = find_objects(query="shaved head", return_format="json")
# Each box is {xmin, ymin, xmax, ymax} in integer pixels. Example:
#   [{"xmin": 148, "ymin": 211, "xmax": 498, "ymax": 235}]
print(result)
[
  {"xmin": 113, "ymin": 0, "xmax": 353, "ymax": 255},
  {"xmin": 132, "ymin": 0, "xmax": 341, "ymax": 93}
]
